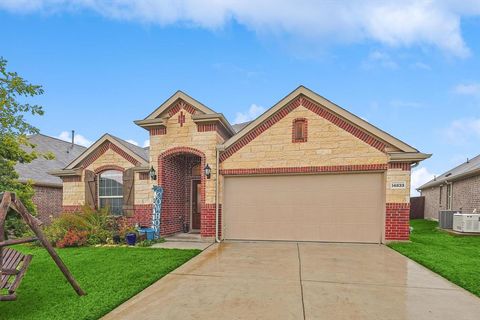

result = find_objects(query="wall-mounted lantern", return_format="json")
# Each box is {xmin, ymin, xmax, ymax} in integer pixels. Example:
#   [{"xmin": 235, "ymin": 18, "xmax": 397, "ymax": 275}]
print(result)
[
  {"xmin": 149, "ymin": 166, "xmax": 157, "ymax": 181},
  {"xmin": 204, "ymin": 164, "xmax": 212, "ymax": 179}
]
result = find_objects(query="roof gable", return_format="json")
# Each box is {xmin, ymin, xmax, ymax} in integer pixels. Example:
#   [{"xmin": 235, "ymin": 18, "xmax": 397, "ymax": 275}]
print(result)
[
  {"xmin": 65, "ymin": 134, "xmax": 148, "ymax": 169},
  {"xmin": 144, "ymin": 91, "xmax": 216, "ymax": 120},
  {"xmin": 221, "ymin": 86, "xmax": 426, "ymax": 162}
]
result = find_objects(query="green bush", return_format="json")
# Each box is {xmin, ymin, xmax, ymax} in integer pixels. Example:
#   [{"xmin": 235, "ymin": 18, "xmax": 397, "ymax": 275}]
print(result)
[{"xmin": 44, "ymin": 206, "xmax": 117, "ymax": 247}]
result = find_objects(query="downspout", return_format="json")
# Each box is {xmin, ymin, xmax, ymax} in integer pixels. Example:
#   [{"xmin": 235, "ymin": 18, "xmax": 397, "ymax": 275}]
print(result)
[{"xmin": 215, "ymin": 146, "xmax": 221, "ymax": 243}]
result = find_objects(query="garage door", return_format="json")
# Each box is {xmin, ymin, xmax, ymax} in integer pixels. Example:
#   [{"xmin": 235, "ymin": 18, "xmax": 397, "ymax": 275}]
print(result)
[{"xmin": 223, "ymin": 173, "xmax": 384, "ymax": 243}]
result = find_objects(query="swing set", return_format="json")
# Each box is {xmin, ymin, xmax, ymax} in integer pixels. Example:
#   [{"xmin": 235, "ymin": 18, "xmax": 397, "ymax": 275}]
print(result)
[{"xmin": 0, "ymin": 192, "xmax": 85, "ymax": 301}]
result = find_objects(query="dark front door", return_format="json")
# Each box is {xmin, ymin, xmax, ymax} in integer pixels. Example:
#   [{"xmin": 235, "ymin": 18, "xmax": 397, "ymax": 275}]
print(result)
[{"xmin": 192, "ymin": 180, "xmax": 201, "ymax": 230}]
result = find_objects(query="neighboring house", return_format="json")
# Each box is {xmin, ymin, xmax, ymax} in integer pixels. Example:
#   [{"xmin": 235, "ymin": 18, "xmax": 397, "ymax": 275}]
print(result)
[
  {"xmin": 418, "ymin": 155, "xmax": 480, "ymax": 220},
  {"xmin": 51, "ymin": 86, "xmax": 429, "ymax": 243},
  {"xmin": 14, "ymin": 134, "xmax": 86, "ymax": 223}
]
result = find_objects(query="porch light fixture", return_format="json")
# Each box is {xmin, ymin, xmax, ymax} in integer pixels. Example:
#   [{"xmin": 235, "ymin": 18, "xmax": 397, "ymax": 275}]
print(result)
[
  {"xmin": 149, "ymin": 166, "xmax": 157, "ymax": 181},
  {"xmin": 204, "ymin": 164, "xmax": 212, "ymax": 179}
]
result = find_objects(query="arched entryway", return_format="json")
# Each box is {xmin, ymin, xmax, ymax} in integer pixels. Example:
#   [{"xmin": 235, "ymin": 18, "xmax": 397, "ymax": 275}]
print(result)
[{"xmin": 158, "ymin": 147, "xmax": 206, "ymax": 236}]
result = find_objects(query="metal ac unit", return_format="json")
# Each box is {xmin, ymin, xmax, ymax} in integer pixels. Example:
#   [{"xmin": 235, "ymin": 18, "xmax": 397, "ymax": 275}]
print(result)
[
  {"xmin": 439, "ymin": 211, "xmax": 458, "ymax": 229},
  {"xmin": 453, "ymin": 213, "xmax": 480, "ymax": 233}
]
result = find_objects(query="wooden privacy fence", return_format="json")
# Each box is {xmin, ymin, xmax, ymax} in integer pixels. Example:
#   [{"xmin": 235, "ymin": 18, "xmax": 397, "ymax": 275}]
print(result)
[{"xmin": 410, "ymin": 196, "xmax": 425, "ymax": 219}]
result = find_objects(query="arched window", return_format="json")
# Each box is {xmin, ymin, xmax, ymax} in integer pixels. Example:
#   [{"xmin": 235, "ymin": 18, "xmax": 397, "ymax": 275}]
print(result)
[{"xmin": 98, "ymin": 170, "xmax": 123, "ymax": 215}]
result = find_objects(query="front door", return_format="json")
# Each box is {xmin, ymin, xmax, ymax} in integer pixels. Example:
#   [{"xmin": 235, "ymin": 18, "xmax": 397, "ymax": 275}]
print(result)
[{"xmin": 191, "ymin": 180, "xmax": 201, "ymax": 230}]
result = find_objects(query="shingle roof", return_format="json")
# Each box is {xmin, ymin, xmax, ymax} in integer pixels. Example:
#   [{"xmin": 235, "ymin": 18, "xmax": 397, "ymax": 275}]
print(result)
[
  {"xmin": 15, "ymin": 134, "xmax": 87, "ymax": 187},
  {"xmin": 109, "ymin": 134, "xmax": 149, "ymax": 161},
  {"xmin": 418, "ymin": 154, "xmax": 480, "ymax": 190},
  {"xmin": 231, "ymin": 121, "xmax": 252, "ymax": 133}
]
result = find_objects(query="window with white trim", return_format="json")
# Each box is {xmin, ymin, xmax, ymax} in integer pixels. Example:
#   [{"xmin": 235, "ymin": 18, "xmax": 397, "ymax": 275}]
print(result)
[{"xmin": 98, "ymin": 170, "xmax": 123, "ymax": 215}]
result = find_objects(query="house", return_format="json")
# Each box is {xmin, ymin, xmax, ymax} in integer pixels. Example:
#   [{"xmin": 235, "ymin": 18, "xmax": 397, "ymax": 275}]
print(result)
[
  {"xmin": 14, "ymin": 134, "xmax": 86, "ymax": 223},
  {"xmin": 51, "ymin": 86, "xmax": 429, "ymax": 243},
  {"xmin": 418, "ymin": 155, "xmax": 480, "ymax": 220}
]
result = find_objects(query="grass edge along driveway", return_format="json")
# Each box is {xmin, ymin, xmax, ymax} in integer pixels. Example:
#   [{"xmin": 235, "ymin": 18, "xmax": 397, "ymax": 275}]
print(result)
[
  {"xmin": 389, "ymin": 219, "xmax": 480, "ymax": 298},
  {"xmin": 0, "ymin": 246, "xmax": 200, "ymax": 320}
]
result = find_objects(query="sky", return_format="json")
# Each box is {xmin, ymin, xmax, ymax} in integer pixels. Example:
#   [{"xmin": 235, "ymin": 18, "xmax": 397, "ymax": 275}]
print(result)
[{"xmin": 1, "ymin": 1, "xmax": 480, "ymax": 195}]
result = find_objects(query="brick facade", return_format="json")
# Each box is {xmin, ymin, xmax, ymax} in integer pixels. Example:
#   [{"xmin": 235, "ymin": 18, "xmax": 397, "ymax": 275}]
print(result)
[
  {"xmin": 422, "ymin": 174, "xmax": 480, "ymax": 220},
  {"xmin": 158, "ymin": 147, "xmax": 208, "ymax": 237},
  {"xmin": 385, "ymin": 203, "xmax": 410, "ymax": 240},
  {"xmin": 32, "ymin": 185, "xmax": 63, "ymax": 224},
  {"xmin": 58, "ymin": 89, "xmax": 421, "ymax": 242}
]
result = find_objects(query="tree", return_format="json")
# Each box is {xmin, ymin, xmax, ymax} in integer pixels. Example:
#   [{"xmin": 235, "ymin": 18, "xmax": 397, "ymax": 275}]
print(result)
[{"xmin": 0, "ymin": 57, "xmax": 50, "ymax": 214}]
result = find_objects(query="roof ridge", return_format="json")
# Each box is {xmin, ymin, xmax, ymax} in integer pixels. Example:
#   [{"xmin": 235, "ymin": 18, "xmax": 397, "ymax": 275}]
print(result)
[
  {"xmin": 29, "ymin": 133, "xmax": 88, "ymax": 149},
  {"xmin": 418, "ymin": 153, "xmax": 480, "ymax": 189}
]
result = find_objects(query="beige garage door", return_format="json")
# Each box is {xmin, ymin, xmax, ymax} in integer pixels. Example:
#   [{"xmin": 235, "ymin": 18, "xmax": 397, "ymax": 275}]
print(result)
[{"xmin": 223, "ymin": 173, "xmax": 384, "ymax": 243}]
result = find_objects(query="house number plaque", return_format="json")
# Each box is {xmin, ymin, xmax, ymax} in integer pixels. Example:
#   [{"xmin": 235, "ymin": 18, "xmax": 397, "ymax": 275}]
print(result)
[{"xmin": 391, "ymin": 181, "xmax": 406, "ymax": 189}]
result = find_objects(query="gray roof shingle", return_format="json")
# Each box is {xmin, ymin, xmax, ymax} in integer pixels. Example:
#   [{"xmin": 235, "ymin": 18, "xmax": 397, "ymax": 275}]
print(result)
[
  {"xmin": 15, "ymin": 134, "xmax": 87, "ymax": 187},
  {"xmin": 418, "ymin": 154, "xmax": 480, "ymax": 190},
  {"xmin": 231, "ymin": 121, "xmax": 252, "ymax": 133}
]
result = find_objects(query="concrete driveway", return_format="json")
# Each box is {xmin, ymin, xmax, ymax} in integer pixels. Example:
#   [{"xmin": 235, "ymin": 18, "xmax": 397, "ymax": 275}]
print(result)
[{"xmin": 103, "ymin": 242, "xmax": 480, "ymax": 320}]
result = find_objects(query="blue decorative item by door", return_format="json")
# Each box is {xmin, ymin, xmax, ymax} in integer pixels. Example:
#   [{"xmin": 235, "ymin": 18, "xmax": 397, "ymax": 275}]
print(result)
[{"xmin": 152, "ymin": 185, "xmax": 163, "ymax": 239}]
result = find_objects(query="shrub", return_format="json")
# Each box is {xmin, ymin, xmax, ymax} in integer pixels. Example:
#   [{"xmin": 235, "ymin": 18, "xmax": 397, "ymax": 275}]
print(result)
[
  {"xmin": 56, "ymin": 229, "xmax": 88, "ymax": 248},
  {"xmin": 44, "ymin": 206, "xmax": 117, "ymax": 247}
]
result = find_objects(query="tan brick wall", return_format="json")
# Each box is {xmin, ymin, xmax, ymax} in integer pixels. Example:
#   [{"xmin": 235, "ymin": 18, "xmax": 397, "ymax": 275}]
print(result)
[
  {"xmin": 220, "ymin": 105, "xmax": 412, "ymax": 206},
  {"xmin": 385, "ymin": 168, "xmax": 411, "ymax": 204},
  {"xmin": 85, "ymin": 148, "xmax": 132, "ymax": 172},
  {"xmin": 149, "ymin": 109, "xmax": 219, "ymax": 203},
  {"xmin": 221, "ymin": 106, "xmax": 388, "ymax": 170},
  {"xmin": 63, "ymin": 179, "xmax": 84, "ymax": 206},
  {"xmin": 135, "ymin": 173, "xmax": 153, "ymax": 205}
]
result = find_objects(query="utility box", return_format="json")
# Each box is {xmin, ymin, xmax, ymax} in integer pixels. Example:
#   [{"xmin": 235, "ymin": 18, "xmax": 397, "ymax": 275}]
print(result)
[{"xmin": 453, "ymin": 214, "xmax": 480, "ymax": 233}]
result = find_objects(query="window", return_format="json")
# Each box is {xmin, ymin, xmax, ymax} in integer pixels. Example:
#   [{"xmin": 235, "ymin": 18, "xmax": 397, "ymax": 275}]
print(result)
[
  {"xmin": 98, "ymin": 170, "xmax": 123, "ymax": 215},
  {"xmin": 293, "ymin": 119, "xmax": 307, "ymax": 143},
  {"xmin": 446, "ymin": 183, "xmax": 453, "ymax": 210},
  {"xmin": 439, "ymin": 185, "xmax": 443, "ymax": 205}
]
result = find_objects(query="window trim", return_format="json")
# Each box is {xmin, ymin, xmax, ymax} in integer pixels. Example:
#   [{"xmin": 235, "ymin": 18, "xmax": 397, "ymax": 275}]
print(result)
[
  {"xmin": 439, "ymin": 185, "xmax": 443, "ymax": 205},
  {"xmin": 446, "ymin": 183, "xmax": 453, "ymax": 210},
  {"xmin": 292, "ymin": 118, "xmax": 308, "ymax": 143},
  {"xmin": 97, "ymin": 169, "xmax": 124, "ymax": 215}
]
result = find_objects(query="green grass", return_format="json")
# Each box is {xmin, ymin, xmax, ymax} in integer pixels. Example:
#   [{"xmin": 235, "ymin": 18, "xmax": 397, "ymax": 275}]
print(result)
[
  {"xmin": 0, "ymin": 245, "xmax": 200, "ymax": 320},
  {"xmin": 389, "ymin": 219, "xmax": 480, "ymax": 297}
]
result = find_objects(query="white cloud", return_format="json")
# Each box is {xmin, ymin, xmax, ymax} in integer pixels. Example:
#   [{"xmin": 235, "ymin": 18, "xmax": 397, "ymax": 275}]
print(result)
[
  {"xmin": 125, "ymin": 139, "xmax": 139, "ymax": 146},
  {"xmin": 444, "ymin": 118, "xmax": 480, "ymax": 145},
  {"xmin": 453, "ymin": 83, "xmax": 480, "ymax": 95},
  {"xmin": 57, "ymin": 131, "xmax": 92, "ymax": 147},
  {"xmin": 1, "ymin": 1, "xmax": 479, "ymax": 57},
  {"xmin": 234, "ymin": 104, "xmax": 266, "ymax": 124},
  {"xmin": 363, "ymin": 50, "xmax": 398, "ymax": 69},
  {"xmin": 411, "ymin": 167, "xmax": 436, "ymax": 196},
  {"xmin": 143, "ymin": 139, "xmax": 150, "ymax": 148},
  {"xmin": 411, "ymin": 62, "xmax": 431, "ymax": 70}
]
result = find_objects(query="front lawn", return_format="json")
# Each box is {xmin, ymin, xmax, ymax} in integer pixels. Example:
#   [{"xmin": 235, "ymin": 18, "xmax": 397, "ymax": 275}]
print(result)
[
  {"xmin": 0, "ymin": 246, "xmax": 200, "ymax": 320},
  {"xmin": 389, "ymin": 219, "xmax": 480, "ymax": 297}
]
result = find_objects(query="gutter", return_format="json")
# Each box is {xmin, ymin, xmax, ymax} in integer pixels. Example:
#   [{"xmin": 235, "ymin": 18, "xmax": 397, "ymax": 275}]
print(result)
[
  {"xmin": 215, "ymin": 144, "xmax": 225, "ymax": 243},
  {"xmin": 419, "ymin": 166, "xmax": 480, "ymax": 190}
]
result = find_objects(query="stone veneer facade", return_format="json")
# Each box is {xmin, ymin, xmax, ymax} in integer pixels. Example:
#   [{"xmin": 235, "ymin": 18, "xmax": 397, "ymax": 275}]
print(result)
[{"xmin": 59, "ymin": 89, "xmax": 421, "ymax": 242}]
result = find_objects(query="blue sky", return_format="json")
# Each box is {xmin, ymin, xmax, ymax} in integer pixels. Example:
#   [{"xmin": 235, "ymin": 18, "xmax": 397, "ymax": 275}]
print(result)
[{"xmin": 1, "ymin": 1, "xmax": 480, "ymax": 194}]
